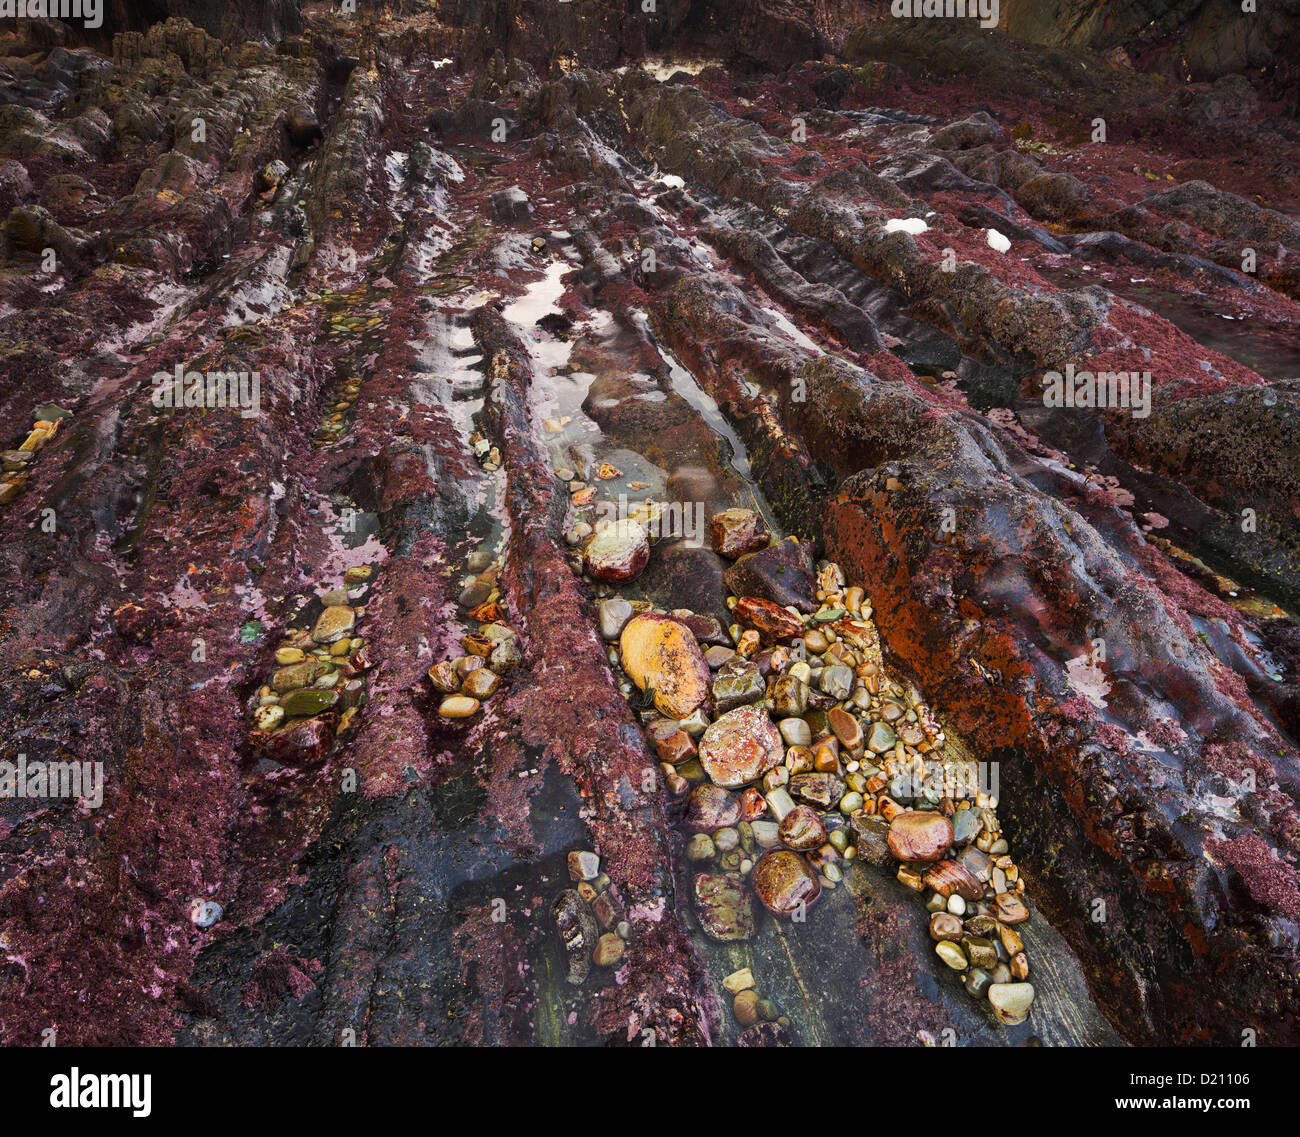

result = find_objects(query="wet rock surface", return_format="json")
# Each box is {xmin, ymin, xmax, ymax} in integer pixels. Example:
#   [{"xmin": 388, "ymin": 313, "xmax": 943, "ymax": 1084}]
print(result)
[{"xmin": 0, "ymin": 0, "xmax": 1296, "ymax": 1049}]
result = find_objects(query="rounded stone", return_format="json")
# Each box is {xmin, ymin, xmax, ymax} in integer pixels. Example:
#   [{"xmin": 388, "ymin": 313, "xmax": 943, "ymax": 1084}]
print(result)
[
  {"xmin": 713, "ymin": 826, "xmax": 740, "ymax": 852},
  {"xmin": 698, "ymin": 705, "xmax": 784, "ymax": 788},
  {"xmin": 887, "ymin": 811, "xmax": 954, "ymax": 863},
  {"xmin": 929, "ymin": 912, "xmax": 963, "ymax": 941},
  {"xmin": 461, "ymin": 668, "xmax": 500, "ymax": 699},
  {"xmin": 686, "ymin": 833, "xmax": 716, "ymax": 861},
  {"xmin": 988, "ymin": 982, "xmax": 1035, "ymax": 1025},
  {"xmin": 777, "ymin": 717, "xmax": 812, "ymax": 747},
  {"xmin": 438, "ymin": 695, "xmax": 480, "ymax": 719},
  {"xmin": 935, "ymin": 940, "xmax": 969, "ymax": 970},
  {"xmin": 620, "ymin": 613, "xmax": 710, "ymax": 719},
  {"xmin": 312, "ymin": 605, "xmax": 356, "ymax": 644},
  {"xmin": 709, "ymin": 508, "xmax": 770, "ymax": 559},
  {"xmin": 684, "ymin": 783, "xmax": 742, "ymax": 832},
  {"xmin": 751, "ymin": 850, "xmax": 821, "ymax": 916},
  {"xmin": 778, "ymin": 804, "xmax": 827, "ymax": 852},
  {"xmin": 583, "ymin": 519, "xmax": 650, "ymax": 583},
  {"xmin": 734, "ymin": 596, "xmax": 803, "ymax": 643},
  {"xmin": 733, "ymin": 988, "xmax": 762, "ymax": 1026}
]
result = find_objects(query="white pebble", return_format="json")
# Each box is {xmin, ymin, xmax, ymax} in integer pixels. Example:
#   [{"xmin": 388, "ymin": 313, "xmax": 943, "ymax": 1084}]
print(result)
[
  {"xmin": 885, "ymin": 217, "xmax": 929, "ymax": 235},
  {"xmin": 986, "ymin": 228, "xmax": 1011, "ymax": 253}
]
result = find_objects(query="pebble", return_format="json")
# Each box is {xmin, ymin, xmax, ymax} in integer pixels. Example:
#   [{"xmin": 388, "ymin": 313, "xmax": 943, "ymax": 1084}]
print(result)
[
  {"xmin": 592, "ymin": 932, "xmax": 625, "ymax": 967},
  {"xmin": 929, "ymin": 912, "xmax": 963, "ymax": 941},
  {"xmin": 992, "ymin": 891, "xmax": 1029, "ymax": 925},
  {"xmin": 752, "ymin": 850, "xmax": 821, "ymax": 916},
  {"xmin": 426, "ymin": 661, "xmax": 460, "ymax": 692},
  {"xmin": 584, "ymin": 519, "xmax": 650, "ymax": 582},
  {"xmin": 620, "ymin": 613, "xmax": 710, "ymax": 719},
  {"xmin": 964, "ymin": 967, "xmax": 993, "ymax": 998},
  {"xmin": 253, "ymin": 705, "xmax": 284, "ymax": 731},
  {"xmin": 684, "ymin": 783, "xmax": 742, "ymax": 832},
  {"xmin": 827, "ymin": 707, "xmax": 862, "ymax": 753},
  {"xmin": 733, "ymin": 989, "xmax": 761, "ymax": 1026},
  {"xmin": 698, "ymin": 705, "xmax": 783, "ymax": 788},
  {"xmin": 768, "ymin": 674, "xmax": 809, "ymax": 717},
  {"xmin": 694, "ymin": 872, "xmax": 755, "ymax": 940},
  {"xmin": 280, "ymin": 688, "xmax": 338, "ymax": 716},
  {"xmin": 777, "ymin": 717, "xmax": 811, "ymax": 747},
  {"xmin": 713, "ymin": 826, "xmax": 740, "ymax": 853},
  {"xmin": 819, "ymin": 664, "xmax": 852, "ymax": 700},
  {"xmin": 275, "ymin": 647, "xmax": 306, "ymax": 665},
  {"xmin": 598, "ymin": 597, "xmax": 634, "ymax": 640},
  {"xmin": 686, "ymin": 833, "xmax": 716, "ymax": 861},
  {"xmin": 964, "ymin": 935, "xmax": 998, "ymax": 970},
  {"xmin": 778, "ymin": 804, "xmax": 827, "ymax": 851},
  {"xmin": 751, "ymin": 820, "xmax": 781, "ymax": 847},
  {"xmin": 886, "ymin": 811, "xmax": 953, "ymax": 863},
  {"xmin": 788, "ymin": 772, "xmax": 846, "ymax": 811},
  {"xmin": 952, "ymin": 808, "xmax": 981, "ymax": 845},
  {"xmin": 568, "ymin": 850, "xmax": 601, "ymax": 881},
  {"xmin": 866, "ymin": 721, "xmax": 897, "ymax": 754},
  {"xmin": 312, "ymin": 605, "xmax": 356, "ymax": 644},
  {"xmin": 438, "ymin": 695, "xmax": 480, "ymax": 719},
  {"xmin": 461, "ymin": 668, "xmax": 500, "ymax": 699},
  {"xmin": 734, "ymin": 596, "xmax": 803, "ymax": 643},
  {"xmin": 712, "ymin": 659, "xmax": 766, "ymax": 712},
  {"xmin": 988, "ymin": 982, "xmax": 1035, "ymax": 1025},
  {"xmin": 723, "ymin": 967, "xmax": 755, "ymax": 994},
  {"xmin": 709, "ymin": 508, "xmax": 770, "ymax": 559},
  {"xmin": 935, "ymin": 941, "xmax": 968, "ymax": 970}
]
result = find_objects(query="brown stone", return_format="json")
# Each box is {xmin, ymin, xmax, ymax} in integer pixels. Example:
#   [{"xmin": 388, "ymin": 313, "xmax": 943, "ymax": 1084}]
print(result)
[
  {"xmin": 778, "ymin": 804, "xmax": 827, "ymax": 851},
  {"xmin": 733, "ymin": 596, "xmax": 803, "ymax": 644},
  {"xmin": 993, "ymin": 891, "xmax": 1030, "ymax": 924},
  {"xmin": 922, "ymin": 859, "xmax": 983, "ymax": 900},
  {"xmin": 684, "ymin": 783, "xmax": 742, "ymax": 832},
  {"xmin": 698, "ymin": 705, "xmax": 784, "ymax": 788},
  {"xmin": 752, "ymin": 850, "xmax": 821, "ymax": 916},
  {"xmin": 652, "ymin": 727, "xmax": 697, "ymax": 765},
  {"xmin": 827, "ymin": 707, "xmax": 863, "ymax": 753},
  {"xmin": 886, "ymin": 811, "xmax": 954, "ymax": 863},
  {"xmin": 929, "ymin": 912, "xmax": 964, "ymax": 941},
  {"xmin": 709, "ymin": 507, "xmax": 770, "ymax": 559},
  {"xmin": 693, "ymin": 872, "xmax": 755, "ymax": 940}
]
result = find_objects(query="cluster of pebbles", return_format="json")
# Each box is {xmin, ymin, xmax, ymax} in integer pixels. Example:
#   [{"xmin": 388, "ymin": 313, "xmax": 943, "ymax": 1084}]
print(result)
[
  {"xmin": 1, "ymin": 403, "xmax": 69, "ymax": 506},
  {"xmin": 312, "ymin": 372, "xmax": 366, "ymax": 447},
  {"xmin": 247, "ymin": 565, "xmax": 376, "ymax": 764},
  {"xmin": 574, "ymin": 503, "xmax": 1037, "ymax": 1029},
  {"xmin": 468, "ymin": 429, "xmax": 501, "ymax": 472},
  {"xmin": 553, "ymin": 849, "xmax": 632, "ymax": 986},
  {"xmin": 425, "ymin": 548, "xmax": 521, "ymax": 718}
]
